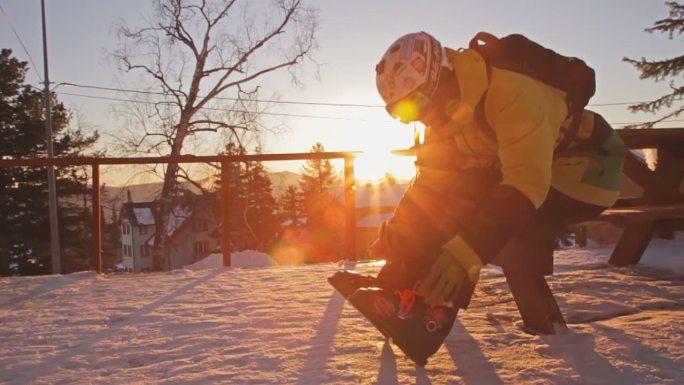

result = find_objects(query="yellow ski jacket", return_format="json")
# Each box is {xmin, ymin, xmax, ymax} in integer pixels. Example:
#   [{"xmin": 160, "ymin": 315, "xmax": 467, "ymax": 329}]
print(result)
[{"xmin": 440, "ymin": 47, "xmax": 625, "ymax": 209}]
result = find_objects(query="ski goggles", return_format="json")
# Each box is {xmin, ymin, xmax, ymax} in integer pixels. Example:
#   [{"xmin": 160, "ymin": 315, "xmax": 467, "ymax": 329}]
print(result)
[{"xmin": 385, "ymin": 91, "xmax": 432, "ymax": 123}]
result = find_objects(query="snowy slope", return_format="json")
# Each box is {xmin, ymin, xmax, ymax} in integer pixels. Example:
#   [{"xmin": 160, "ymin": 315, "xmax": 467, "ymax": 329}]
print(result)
[{"xmin": 0, "ymin": 237, "xmax": 682, "ymax": 385}]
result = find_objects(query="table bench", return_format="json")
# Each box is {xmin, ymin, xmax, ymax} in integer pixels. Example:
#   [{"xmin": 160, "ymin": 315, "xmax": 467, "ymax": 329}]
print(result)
[
  {"xmin": 583, "ymin": 203, "xmax": 684, "ymax": 266},
  {"xmin": 574, "ymin": 128, "xmax": 684, "ymax": 266}
]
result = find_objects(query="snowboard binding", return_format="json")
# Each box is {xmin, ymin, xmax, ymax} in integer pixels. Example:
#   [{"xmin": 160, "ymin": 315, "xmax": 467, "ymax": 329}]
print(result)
[{"xmin": 329, "ymin": 270, "xmax": 457, "ymax": 366}]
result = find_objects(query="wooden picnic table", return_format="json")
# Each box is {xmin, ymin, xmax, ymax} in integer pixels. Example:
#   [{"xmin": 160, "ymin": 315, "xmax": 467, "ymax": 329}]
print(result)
[{"xmin": 599, "ymin": 128, "xmax": 684, "ymax": 266}]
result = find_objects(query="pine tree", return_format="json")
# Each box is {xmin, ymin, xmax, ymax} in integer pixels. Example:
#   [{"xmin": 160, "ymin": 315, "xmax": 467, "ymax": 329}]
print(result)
[
  {"xmin": 243, "ymin": 153, "xmax": 279, "ymax": 250},
  {"xmin": 0, "ymin": 49, "xmax": 100, "ymax": 275},
  {"xmin": 215, "ymin": 143, "xmax": 279, "ymax": 251},
  {"xmin": 298, "ymin": 142, "xmax": 339, "ymax": 228},
  {"xmin": 297, "ymin": 142, "xmax": 343, "ymax": 262},
  {"xmin": 217, "ymin": 142, "xmax": 247, "ymax": 251},
  {"xmin": 280, "ymin": 185, "xmax": 303, "ymax": 226},
  {"xmin": 299, "ymin": 142, "xmax": 338, "ymax": 196},
  {"xmin": 623, "ymin": 2, "xmax": 684, "ymax": 127}
]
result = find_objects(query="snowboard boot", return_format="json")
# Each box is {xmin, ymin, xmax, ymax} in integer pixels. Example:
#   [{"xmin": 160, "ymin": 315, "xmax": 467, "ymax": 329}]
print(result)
[{"xmin": 349, "ymin": 287, "xmax": 457, "ymax": 367}]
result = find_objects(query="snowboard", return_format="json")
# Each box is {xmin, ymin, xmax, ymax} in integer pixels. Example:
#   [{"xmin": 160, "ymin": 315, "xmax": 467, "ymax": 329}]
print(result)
[
  {"xmin": 328, "ymin": 270, "xmax": 457, "ymax": 366},
  {"xmin": 328, "ymin": 270, "xmax": 380, "ymax": 299}
]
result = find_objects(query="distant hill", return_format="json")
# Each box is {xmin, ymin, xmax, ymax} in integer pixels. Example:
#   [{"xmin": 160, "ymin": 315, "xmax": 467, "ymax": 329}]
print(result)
[
  {"xmin": 100, "ymin": 170, "xmax": 413, "ymax": 222},
  {"xmin": 267, "ymin": 171, "xmax": 302, "ymax": 197},
  {"xmin": 100, "ymin": 171, "xmax": 303, "ymax": 221}
]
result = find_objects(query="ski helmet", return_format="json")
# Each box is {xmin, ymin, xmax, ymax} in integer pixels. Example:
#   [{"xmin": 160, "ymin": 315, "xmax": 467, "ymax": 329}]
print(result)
[{"xmin": 375, "ymin": 32, "xmax": 444, "ymax": 122}]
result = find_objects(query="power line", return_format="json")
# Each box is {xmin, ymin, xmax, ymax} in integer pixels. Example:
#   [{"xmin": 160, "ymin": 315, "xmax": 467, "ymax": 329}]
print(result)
[
  {"xmin": 612, "ymin": 119, "xmax": 684, "ymax": 126},
  {"xmin": 58, "ymin": 81, "xmax": 671, "ymax": 109},
  {"xmin": 56, "ymin": 90, "xmax": 684, "ymax": 127},
  {"xmin": 590, "ymin": 101, "xmax": 658, "ymax": 107},
  {"xmin": 57, "ymin": 91, "xmax": 368, "ymax": 121},
  {"xmin": 40, "ymin": 83, "xmax": 680, "ymax": 127},
  {"xmin": 0, "ymin": 4, "xmax": 43, "ymax": 82},
  {"xmin": 61, "ymin": 82, "xmax": 383, "ymax": 108}
]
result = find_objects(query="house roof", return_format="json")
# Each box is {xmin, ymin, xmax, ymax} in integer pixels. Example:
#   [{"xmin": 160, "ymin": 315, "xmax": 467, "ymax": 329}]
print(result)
[
  {"xmin": 146, "ymin": 205, "xmax": 193, "ymax": 246},
  {"xmin": 356, "ymin": 212, "xmax": 394, "ymax": 228},
  {"xmin": 121, "ymin": 202, "xmax": 158, "ymax": 226},
  {"xmin": 280, "ymin": 217, "xmax": 307, "ymax": 227},
  {"xmin": 121, "ymin": 197, "xmax": 199, "ymax": 246},
  {"xmin": 133, "ymin": 207, "xmax": 155, "ymax": 225}
]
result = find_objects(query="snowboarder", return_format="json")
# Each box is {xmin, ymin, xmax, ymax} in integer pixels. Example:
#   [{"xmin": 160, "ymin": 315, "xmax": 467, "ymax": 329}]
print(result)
[{"xmin": 330, "ymin": 31, "xmax": 626, "ymax": 366}]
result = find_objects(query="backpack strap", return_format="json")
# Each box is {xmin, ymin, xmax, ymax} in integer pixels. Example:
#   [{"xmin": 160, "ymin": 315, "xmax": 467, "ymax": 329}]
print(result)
[
  {"xmin": 473, "ymin": 89, "xmax": 497, "ymax": 142},
  {"xmin": 554, "ymin": 108, "xmax": 584, "ymax": 153}
]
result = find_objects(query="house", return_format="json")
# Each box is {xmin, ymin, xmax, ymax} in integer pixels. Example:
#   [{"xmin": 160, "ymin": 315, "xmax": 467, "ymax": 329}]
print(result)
[
  {"xmin": 119, "ymin": 201, "xmax": 156, "ymax": 272},
  {"xmin": 351, "ymin": 183, "xmax": 408, "ymax": 258},
  {"xmin": 308, "ymin": 182, "xmax": 408, "ymax": 259},
  {"xmin": 119, "ymin": 192, "xmax": 220, "ymax": 272}
]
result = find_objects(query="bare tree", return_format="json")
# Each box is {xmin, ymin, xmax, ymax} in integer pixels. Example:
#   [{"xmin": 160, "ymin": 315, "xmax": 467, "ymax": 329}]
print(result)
[{"xmin": 111, "ymin": 0, "xmax": 319, "ymax": 270}]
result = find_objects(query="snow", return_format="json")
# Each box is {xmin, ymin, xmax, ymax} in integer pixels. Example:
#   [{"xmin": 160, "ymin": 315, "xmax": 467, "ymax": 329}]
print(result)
[
  {"xmin": 1, "ymin": 236, "xmax": 682, "ymax": 384},
  {"xmin": 185, "ymin": 250, "xmax": 278, "ymax": 270}
]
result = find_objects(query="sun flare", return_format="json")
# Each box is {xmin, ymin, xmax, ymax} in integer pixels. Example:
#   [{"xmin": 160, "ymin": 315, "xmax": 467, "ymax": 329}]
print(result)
[{"xmin": 354, "ymin": 148, "xmax": 415, "ymax": 185}]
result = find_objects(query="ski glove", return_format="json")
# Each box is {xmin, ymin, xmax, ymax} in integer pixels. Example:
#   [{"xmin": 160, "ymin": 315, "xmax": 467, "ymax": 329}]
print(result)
[
  {"xmin": 418, "ymin": 250, "xmax": 467, "ymax": 305},
  {"xmin": 418, "ymin": 236, "xmax": 484, "ymax": 305}
]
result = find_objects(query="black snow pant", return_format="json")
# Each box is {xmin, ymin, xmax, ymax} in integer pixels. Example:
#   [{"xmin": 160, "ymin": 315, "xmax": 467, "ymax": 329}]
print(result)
[{"xmin": 377, "ymin": 176, "xmax": 606, "ymax": 317}]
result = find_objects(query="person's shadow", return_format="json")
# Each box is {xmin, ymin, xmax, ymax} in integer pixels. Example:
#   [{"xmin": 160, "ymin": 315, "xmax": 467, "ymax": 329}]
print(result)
[
  {"xmin": 375, "ymin": 341, "xmax": 433, "ymax": 385},
  {"xmin": 537, "ymin": 327, "xmax": 655, "ymax": 384},
  {"xmin": 376, "ymin": 341, "xmax": 399, "ymax": 385},
  {"xmin": 444, "ymin": 319, "xmax": 505, "ymax": 384},
  {"xmin": 294, "ymin": 284, "xmax": 348, "ymax": 385},
  {"xmin": 592, "ymin": 323, "xmax": 680, "ymax": 382}
]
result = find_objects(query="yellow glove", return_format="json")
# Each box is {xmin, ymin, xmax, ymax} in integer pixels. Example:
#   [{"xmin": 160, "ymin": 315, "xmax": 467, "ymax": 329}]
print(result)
[
  {"xmin": 418, "ymin": 250, "xmax": 467, "ymax": 305},
  {"xmin": 418, "ymin": 236, "xmax": 485, "ymax": 305}
]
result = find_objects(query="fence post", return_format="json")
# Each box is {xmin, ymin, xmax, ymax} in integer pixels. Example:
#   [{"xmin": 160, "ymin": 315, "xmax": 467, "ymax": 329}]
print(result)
[
  {"xmin": 344, "ymin": 156, "xmax": 356, "ymax": 260},
  {"xmin": 91, "ymin": 163, "xmax": 102, "ymax": 274},
  {"xmin": 221, "ymin": 161, "xmax": 231, "ymax": 267}
]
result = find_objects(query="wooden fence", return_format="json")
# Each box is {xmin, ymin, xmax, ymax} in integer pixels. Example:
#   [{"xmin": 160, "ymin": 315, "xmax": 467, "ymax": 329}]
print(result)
[
  {"xmin": 2, "ymin": 127, "xmax": 683, "ymax": 273},
  {"xmin": 0, "ymin": 152, "xmax": 361, "ymax": 273}
]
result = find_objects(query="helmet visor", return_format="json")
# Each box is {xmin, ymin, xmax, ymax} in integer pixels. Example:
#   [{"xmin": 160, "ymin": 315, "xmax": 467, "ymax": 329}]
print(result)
[{"xmin": 386, "ymin": 92, "xmax": 432, "ymax": 123}]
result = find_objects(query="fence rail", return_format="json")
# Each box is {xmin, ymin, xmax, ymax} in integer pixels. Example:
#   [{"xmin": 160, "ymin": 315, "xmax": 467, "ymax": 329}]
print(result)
[
  {"xmin": 3, "ymin": 127, "xmax": 683, "ymax": 274},
  {"xmin": 0, "ymin": 151, "xmax": 362, "ymax": 274}
]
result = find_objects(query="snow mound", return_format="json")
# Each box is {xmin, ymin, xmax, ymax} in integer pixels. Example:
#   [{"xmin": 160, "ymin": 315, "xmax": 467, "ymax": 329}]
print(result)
[{"xmin": 185, "ymin": 250, "xmax": 277, "ymax": 270}]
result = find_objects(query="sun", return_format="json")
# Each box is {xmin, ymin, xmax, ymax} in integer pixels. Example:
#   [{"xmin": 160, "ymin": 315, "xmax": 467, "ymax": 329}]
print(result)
[
  {"xmin": 354, "ymin": 148, "xmax": 415, "ymax": 184},
  {"xmin": 346, "ymin": 121, "xmax": 423, "ymax": 185}
]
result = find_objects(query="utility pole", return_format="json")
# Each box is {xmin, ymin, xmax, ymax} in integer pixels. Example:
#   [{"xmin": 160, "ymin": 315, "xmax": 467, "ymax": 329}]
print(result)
[{"xmin": 41, "ymin": 0, "xmax": 61, "ymax": 274}]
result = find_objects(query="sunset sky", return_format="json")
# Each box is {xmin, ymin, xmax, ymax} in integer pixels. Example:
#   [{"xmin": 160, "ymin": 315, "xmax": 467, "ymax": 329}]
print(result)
[{"xmin": 0, "ymin": 0, "xmax": 679, "ymax": 184}]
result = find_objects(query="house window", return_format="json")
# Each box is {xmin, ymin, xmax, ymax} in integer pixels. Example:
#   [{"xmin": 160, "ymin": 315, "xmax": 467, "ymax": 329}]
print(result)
[
  {"xmin": 193, "ymin": 220, "xmax": 208, "ymax": 233},
  {"xmin": 139, "ymin": 225, "xmax": 147, "ymax": 235},
  {"xmin": 140, "ymin": 245, "xmax": 151, "ymax": 257},
  {"xmin": 193, "ymin": 241, "xmax": 209, "ymax": 253}
]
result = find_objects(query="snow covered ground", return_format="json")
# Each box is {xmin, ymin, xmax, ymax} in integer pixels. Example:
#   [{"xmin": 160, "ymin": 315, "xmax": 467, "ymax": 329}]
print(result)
[{"xmin": 1, "ymin": 236, "xmax": 682, "ymax": 384}]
